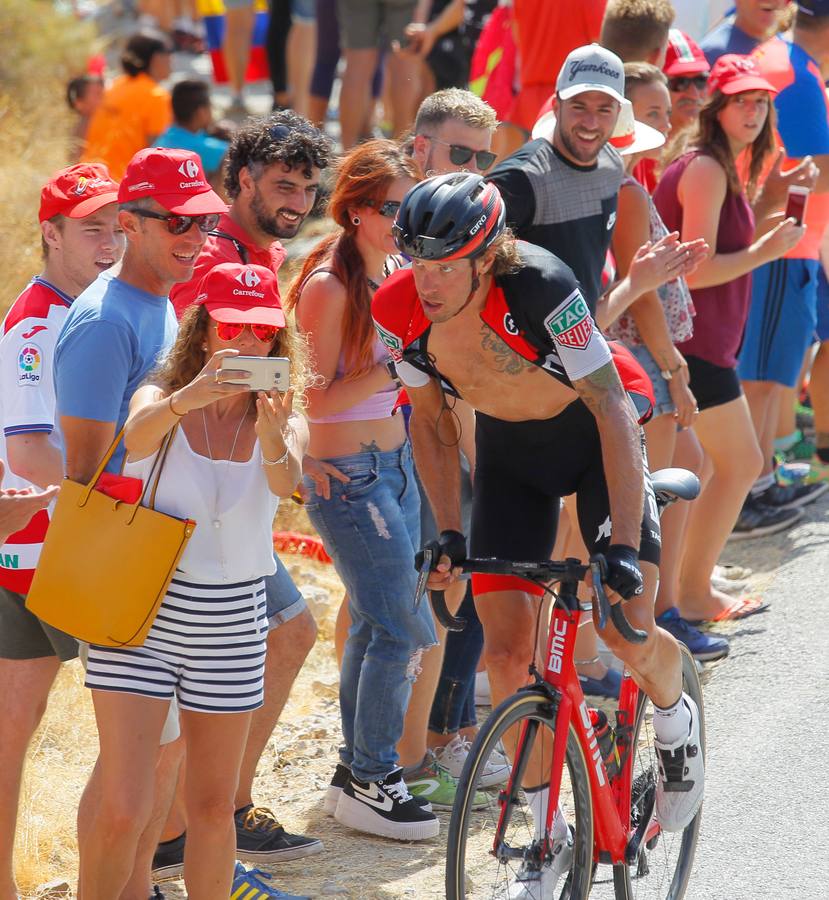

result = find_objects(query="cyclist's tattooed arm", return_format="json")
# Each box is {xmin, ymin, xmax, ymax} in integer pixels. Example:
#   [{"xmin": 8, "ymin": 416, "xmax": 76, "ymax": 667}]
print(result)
[
  {"xmin": 573, "ymin": 361, "xmax": 644, "ymax": 551},
  {"xmin": 406, "ymin": 375, "xmax": 463, "ymax": 535}
]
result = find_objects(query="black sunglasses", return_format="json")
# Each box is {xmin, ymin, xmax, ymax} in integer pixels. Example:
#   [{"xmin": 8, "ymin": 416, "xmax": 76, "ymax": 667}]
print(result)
[
  {"xmin": 669, "ymin": 74, "xmax": 709, "ymax": 92},
  {"xmin": 424, "ymin": 136, "xmax": 497, "ymax": 171},
  {"xmin": 131, "ymin": 209, "xmax": 221, "ymax": 235}
]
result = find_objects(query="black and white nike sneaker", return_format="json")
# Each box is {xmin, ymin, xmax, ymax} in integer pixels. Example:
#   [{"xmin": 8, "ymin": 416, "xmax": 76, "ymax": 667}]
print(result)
[
  {"xmin": 323, "ymin": 763, "xmax": 432, "ymax": 816},
  {"xmin": 334, "ymin": 768, "xmax": 439, "ymax": 840}
]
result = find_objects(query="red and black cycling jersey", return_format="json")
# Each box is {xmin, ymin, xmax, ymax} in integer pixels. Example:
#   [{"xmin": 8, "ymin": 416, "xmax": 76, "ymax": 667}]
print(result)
[{"xmin": 372, "ymin": 241, "xmax": 654, "ymax": 421}]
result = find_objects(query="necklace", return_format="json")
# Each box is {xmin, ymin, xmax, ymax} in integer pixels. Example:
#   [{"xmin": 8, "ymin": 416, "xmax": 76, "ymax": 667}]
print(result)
[
  {"xmin": 201, "ymin": 398, "xmax": 251, "ymax": 530},
  {"xmin": 367, "ymin": 276, "xmax": 380, "ymax": 292}
]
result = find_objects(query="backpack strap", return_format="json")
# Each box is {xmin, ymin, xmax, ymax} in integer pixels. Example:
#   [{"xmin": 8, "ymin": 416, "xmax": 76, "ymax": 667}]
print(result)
[{"xmin": 208, "ymin": 230, "xmax": 249, "ymax": 264}]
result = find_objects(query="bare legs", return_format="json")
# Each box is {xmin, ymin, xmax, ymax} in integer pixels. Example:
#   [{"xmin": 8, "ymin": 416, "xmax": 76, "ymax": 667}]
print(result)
[{"xmin": 223, "ymin": 4, "xmax": 255, "ymax": 103}]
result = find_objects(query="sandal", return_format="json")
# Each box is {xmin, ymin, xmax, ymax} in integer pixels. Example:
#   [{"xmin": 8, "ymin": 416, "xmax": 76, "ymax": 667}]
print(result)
[{"xmin": 688, "ymin": 596, "xmax": 770, "ymax": 625}]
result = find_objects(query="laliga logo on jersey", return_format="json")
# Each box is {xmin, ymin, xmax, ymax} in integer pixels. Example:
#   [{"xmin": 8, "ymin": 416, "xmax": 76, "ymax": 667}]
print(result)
[
  {"xmin": 236, "ymin": 269, "xmax": 261, "ymax": 289},
  {"xmin": 544, "ymin": 290, "xmax": 593, "ymax": 350},
  {"xmin": 17, "ymin": 344, "xmax": 42, "ymax": 386},
  {"xmin": 178, "ymin": 159, "xmax": 200, "ymax": 179}
]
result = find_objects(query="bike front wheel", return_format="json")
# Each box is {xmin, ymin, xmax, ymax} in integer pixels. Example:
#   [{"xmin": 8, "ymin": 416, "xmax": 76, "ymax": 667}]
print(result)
[
  {"xmin": 611, "ymin": 645, "xmax": 706, "ymax": 900},
  {"xmin": 446, "ymin": 690, "xmax": 594, "ymax": 900}
]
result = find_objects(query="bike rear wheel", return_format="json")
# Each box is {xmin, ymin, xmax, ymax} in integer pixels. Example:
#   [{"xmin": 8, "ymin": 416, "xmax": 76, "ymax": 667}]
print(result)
[
  {"xmin": 446, "ymin": 690, "xmax": 594, "ymax": 900},
  {"xmin": 610, "ymin": 646, "xmax": 706, "ymax": 900}
]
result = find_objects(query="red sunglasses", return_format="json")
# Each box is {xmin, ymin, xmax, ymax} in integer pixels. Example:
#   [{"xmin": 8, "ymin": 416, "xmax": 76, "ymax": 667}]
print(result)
[{"xmin": 214, "ymin": 321, "xmax": 280, "ymax": 343}]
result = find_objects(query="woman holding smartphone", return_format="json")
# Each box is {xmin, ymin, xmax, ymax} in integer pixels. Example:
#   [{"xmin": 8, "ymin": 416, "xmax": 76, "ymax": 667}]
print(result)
[
  {"xmin": 81, "ymin": 263, "xmax": 309, "ymax": 899},
  {"xmin": 654, "ymin": 54, "xmax": 804, "ymax": 623},
  {"xmin": 286, "ymin": 141, "xmax": 440, "ymax": 842}
]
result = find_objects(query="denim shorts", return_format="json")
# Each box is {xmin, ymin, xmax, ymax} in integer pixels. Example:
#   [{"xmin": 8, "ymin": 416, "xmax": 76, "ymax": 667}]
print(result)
[
  {"xmin": 292, "ymin": 0, "xmax": 315, "ymax": 21},
  {"xmin": 627, "ymin": 342, "xmax": 674, "ymax": 418},
  {"xmin": 264, "ymin": 552, "xmax": 306, "ymax": 629}
]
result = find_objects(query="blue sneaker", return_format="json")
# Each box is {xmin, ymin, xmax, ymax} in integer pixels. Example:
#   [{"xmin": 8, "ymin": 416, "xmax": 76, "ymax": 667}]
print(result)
[
  {"xmin": 578, "ymin": 665, "xmax": 622, "ymax": 699},
  {"xmin": 656, "ymin": 608, "xmax": 729, "ymax": 662},
  {"xmin": 231, "ymin": 862, "xmax": 310, "ymax": 899}
]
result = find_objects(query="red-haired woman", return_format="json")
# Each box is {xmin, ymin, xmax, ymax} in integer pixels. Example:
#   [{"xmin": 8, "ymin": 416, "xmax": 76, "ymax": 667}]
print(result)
[{"xmin": 286, "ymin": 140, "xmax": 439, "ymax": 841}]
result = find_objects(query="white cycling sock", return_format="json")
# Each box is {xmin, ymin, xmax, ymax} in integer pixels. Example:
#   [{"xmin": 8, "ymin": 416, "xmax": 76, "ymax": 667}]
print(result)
[
  {"xmin": 653, "ymin": 694, "xmax": 691, "ymax": 746},
  {"xmin": 525, "ymin": 788, "xmax": 568, "ymax": 843}
]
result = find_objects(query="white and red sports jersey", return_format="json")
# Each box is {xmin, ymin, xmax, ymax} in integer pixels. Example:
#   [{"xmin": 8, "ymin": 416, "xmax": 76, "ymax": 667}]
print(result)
[{"xmin": 0, "ymin": 277, "xmax": 72, "ymax": 594}]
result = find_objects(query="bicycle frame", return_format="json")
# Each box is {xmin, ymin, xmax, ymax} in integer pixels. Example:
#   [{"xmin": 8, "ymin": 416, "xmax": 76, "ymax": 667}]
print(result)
[{"xmin": 498, "ymin": 581, "xmax": 651, "ymax": 869}]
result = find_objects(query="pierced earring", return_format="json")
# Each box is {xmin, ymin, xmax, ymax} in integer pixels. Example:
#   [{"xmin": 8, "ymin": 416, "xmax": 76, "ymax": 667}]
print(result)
[
  {"xmin": 202, "ymin": 345, "xmax": 208, "ymax": 351},
  {"xmin": 352, "ymin": 215, "xmax": 361, "ymax": 226}
]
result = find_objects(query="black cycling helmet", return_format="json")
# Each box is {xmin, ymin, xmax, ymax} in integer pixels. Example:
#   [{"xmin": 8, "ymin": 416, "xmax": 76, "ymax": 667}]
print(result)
[{"xmin": 393, "ymin": 173, "xmax": 506, "ymax": 262}]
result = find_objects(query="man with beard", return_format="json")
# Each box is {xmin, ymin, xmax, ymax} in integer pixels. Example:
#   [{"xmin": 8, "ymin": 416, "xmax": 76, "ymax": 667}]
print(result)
[
  {"xmin": 169, "ymin": 110, "xmax": 331, "ymax": 315},
  {"xmin": 155, "ymin": 111, "xmax": 333, "ymax": 880}
]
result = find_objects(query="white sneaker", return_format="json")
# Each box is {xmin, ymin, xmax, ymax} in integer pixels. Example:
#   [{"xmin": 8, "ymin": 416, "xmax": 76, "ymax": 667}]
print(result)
[
  {"xmin": 507, "ymin": 830, "xmax": 573, "ymax": 900},
  {"xmin": 654, "ymin": 694, "xmax": 704, "ymax": 832},
  {"xmin": 434, "ymin": 734, "xmax": 511, "ymax": 788},
  {"xmin": 474, "ymin": 670, "xmax": 491, "ymax": 706}
]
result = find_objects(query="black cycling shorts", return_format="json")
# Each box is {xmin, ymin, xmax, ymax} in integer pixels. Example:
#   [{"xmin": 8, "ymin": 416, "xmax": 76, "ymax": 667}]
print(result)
[{"xmin": 470, "ymin": 399, "xmax": 661, "ymax": 596}]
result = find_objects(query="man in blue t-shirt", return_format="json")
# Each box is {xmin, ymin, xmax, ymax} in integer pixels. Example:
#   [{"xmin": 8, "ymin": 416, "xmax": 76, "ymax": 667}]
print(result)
[
  {"xmin": 701, "ymin": 0, "xmax": 789, "ymax": 66},
  {"xmin": 154, "ymin": 79, "xmax": 229, "ymax": 184},
  {"xmin": 56, "ymin": 147, "xmax": 225, "ymax": 481}
]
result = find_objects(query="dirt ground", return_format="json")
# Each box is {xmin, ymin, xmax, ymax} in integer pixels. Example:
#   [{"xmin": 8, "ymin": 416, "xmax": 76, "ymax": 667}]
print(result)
[{"xmin": 18, "ymin": 499, "xmax": 783, "ymax": 899}]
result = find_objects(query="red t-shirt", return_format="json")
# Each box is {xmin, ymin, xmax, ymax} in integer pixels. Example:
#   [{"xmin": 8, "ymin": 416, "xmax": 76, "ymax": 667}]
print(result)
[{"xmin": 169, "ymin": 212, "xmax": 287, "ymax": 318}]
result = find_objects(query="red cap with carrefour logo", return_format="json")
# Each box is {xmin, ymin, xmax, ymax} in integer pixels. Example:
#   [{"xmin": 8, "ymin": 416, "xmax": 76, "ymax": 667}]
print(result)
[
  {"xmin": 117, "ymin": 147, "xmax": 226, "ymax": 215},
  {"xmin": 39, "ymin": 163, "xmax": 119, "ymax": 223},
  {"xmin": 195, "ymin": 263, "xmax": 286, "ymax": 328},
  {"xmin": 708, "ymin": 54, "xmax": 777, "ymax": 96}
]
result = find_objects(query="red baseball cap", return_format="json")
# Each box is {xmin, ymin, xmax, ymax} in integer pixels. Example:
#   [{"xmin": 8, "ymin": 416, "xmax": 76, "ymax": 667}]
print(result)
[
  {"xmin": 117, "ymin": 148, "xmax": 226, "ymax": 215},
  {"xmin": 39, "ymin": 163, "xmax": 119, "ymax": 223},
  {"xmin": 195, "ymin": 263, "xmax": 286, "ymax": 328},
  {"xmin": 708, "ymin": 54, "xmax": 777, "ymax": 96},
  {"xmin": 663, "ymin": 29, "xmax": 710, "ymax": 78}
]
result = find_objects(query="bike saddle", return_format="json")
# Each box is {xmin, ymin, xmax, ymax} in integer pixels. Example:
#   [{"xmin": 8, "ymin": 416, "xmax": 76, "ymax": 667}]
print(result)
[{"xmin": 650, "ymin": 467, "xmax": 700, "ymax": 502}]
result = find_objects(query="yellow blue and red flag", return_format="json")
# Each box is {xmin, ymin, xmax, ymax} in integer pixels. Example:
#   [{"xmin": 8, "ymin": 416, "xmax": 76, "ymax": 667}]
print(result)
[{"xmin": 197, "ymin": 0, "xmax": 271, "ymax": 84}]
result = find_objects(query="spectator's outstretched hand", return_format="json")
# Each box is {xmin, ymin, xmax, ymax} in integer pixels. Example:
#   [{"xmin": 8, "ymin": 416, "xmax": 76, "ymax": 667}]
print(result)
[
  {"xmin": 0, "ymin": 459, "xmax": 59, "ymax": 545},
  {"xmin": 628, "ymin": 232, "xmax": 709, "ymax": 295},
  {"xmin": 758, "ymin": 148, "xmax": 819, "ymax": 211}
]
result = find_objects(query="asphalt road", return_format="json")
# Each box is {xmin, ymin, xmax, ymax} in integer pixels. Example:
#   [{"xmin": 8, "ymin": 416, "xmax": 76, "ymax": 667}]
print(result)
[{"xmin": 687, "ymin": 495, "xmax": 829, "ymax": 899}]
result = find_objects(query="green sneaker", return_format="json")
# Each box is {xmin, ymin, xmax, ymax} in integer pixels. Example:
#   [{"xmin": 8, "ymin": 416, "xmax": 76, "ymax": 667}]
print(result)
[
  {"xmin": 805, "ymin": 456, "xmax": 829, "ymax": 485},
  {"xmin": 777, "ymin": 434, "xmax": 816, "ymax": 463},
  {"xmin": 406, "ymin": 751, "xmax": 487, "ymax": 810}
]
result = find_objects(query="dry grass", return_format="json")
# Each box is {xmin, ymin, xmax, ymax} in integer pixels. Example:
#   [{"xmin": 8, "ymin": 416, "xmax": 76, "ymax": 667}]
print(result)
[{"xmin": 0, "ymin": 0, "xmax": 100, "ymax": 316}]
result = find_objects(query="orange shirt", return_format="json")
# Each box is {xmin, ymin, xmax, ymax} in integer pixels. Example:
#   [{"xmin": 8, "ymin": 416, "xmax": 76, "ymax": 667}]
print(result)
[
  {"xmin": 81, "ymin": 74, "xmax": 172, "ymax": 180},
  {"xmin": 513, "ymin": 0, "xmax": 606, "ymax": 87}
]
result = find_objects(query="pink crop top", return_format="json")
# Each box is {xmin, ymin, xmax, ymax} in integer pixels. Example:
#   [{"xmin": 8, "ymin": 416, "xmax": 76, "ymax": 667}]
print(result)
[{"xmin": 303, "ymin": 266, "xmax": 399, "ymax": 425}]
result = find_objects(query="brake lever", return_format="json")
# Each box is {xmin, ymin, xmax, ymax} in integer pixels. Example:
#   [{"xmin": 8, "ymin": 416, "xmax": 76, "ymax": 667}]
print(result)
[
  {"xmin": 413, "ymin": 547, "xmax": 433, "ymax": 612},
  {"xmin": 590, "ymin": 556, "xmax": 648, "ymax": 645}
]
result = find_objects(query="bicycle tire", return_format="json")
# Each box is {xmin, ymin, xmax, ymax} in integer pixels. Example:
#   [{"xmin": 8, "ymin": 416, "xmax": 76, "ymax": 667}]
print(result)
[
  {"xmin": 446, "ymin": 690, "xmax": 594, "ymax": 900},
  {"xmin": 611, "ymin": 646, "xmax": 706, "ymax": 900}
]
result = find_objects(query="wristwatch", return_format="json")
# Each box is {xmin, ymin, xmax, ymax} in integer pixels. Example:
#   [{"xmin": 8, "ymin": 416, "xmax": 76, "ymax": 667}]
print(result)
[{"xmin": 660, "ymin": 362, "xmax": 684, "ymax": 381}]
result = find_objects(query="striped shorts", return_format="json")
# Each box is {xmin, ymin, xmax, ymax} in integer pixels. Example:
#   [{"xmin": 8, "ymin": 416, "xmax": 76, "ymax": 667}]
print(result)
[{"xmin": 85, "ymin": 575, "xmax": 268, "ymax": 714}]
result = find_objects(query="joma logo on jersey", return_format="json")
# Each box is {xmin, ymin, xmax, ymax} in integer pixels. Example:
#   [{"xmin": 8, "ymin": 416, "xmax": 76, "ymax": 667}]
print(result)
[{"xmin": 544, "ymin": 291, "xmax": 593, "ymax": 350}]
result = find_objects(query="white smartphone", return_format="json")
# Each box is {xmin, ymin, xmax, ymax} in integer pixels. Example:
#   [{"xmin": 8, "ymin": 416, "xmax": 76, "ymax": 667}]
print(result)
[
  {"xmin": 785, "ymin": 185, "xmax": 810, "ymax": 227},
  {"xmin": 220, "ymin": 356, "xmax": 291, "ymax": 392}
]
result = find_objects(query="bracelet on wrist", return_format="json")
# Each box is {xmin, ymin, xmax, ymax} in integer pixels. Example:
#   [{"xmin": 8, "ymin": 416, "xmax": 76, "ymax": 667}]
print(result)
[
  {"xmin": 168, "ymin": 392, "xmax": 186, "ymax": 417},
  {"xmin": 262, "ymin": 445, "xmax": 290, "ymax": 466}
]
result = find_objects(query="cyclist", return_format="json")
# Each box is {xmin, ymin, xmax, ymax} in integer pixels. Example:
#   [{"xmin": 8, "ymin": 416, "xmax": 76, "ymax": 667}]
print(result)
[{"xmin": 372, "ymin": 173, "xmax": 704, "ymax": 895}]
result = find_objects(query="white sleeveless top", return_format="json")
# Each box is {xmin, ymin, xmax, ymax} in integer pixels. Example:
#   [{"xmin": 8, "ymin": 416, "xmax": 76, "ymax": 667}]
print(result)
[{"xmin": 124, "ymin": 426, "xmax": 280, "ymax": 583}]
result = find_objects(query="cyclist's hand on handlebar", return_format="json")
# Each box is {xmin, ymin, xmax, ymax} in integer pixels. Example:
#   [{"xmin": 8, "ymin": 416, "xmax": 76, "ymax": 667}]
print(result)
[
  {"xmin": 603, "ymin": 544, "xmax": 644, "ymax": 601},
  {"xmin": 415, "ymin": 529, "xmax": 466, "ymax": 589}
]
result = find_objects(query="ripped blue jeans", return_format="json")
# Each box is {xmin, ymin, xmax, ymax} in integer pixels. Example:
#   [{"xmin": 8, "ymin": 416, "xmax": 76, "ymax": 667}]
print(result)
[{"xmin": 303, "ymin": 441, "xmax": 436, "ymax": 782}]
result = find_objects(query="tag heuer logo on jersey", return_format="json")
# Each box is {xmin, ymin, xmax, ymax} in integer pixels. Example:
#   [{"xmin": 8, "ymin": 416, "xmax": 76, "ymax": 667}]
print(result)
[
  {"xmin": 544, "ymin": 291, "xmax": 593, "ymax": 349},
  {"xmin": 374, "ymin": 320, "xmax": 403, "ymax": 358}
]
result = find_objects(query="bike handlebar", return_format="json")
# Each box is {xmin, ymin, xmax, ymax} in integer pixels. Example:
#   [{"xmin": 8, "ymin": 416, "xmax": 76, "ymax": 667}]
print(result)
[{"xmin": 417, "ymin": 553, "xmax": 647, "ymax": 645}]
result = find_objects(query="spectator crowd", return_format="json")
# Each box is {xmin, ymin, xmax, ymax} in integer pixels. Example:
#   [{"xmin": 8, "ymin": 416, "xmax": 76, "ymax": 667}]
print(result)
[{"xmin": 2, "ymin": 0, "xmax": 828, "ymax": 896}]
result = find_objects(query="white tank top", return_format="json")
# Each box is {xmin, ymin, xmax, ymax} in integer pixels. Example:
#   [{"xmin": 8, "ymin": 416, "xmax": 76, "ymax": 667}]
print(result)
[{"xmin": 123, "ymin": 426, "xmax": 279, "ymax": 583}]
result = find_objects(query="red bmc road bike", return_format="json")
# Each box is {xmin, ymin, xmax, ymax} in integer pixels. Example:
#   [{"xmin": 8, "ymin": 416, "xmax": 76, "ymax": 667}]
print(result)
[{"xmin": 425, "ymin": 469, "xmax": 703, "ymax": 899}]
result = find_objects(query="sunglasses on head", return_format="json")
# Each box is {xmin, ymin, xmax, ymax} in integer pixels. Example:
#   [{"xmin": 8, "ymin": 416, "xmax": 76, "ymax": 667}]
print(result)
[
  {"xmin": 132, "ymin": 209, "xmax": 220, "ymax": 235},
  {"xmin": 669, "ymin": 74, "xmax": 709, "ymax": 92},
  {"xmin": 424, "ymin": 136, "xmax": 497, "ymax": 171},
  {"xmin": 214, "ymin": 321, "xmax": 280, "ymax": 343}
]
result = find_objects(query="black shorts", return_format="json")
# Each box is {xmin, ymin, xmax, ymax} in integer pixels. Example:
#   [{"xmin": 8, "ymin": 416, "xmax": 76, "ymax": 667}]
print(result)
[
  {"xmin": 685, "ymin": 355, "xmax": 742, "ymax": 412},
  {"xmin": 470, "ymin": 399, "xmax": 661, "ymax": 595}
]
